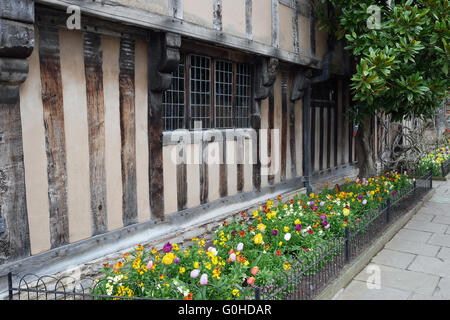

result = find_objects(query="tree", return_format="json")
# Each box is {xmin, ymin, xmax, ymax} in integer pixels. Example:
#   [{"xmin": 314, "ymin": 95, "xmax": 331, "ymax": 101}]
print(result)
[{"xmin": 317, "ymin": 0, "xmax": 450, "ymax": 177}]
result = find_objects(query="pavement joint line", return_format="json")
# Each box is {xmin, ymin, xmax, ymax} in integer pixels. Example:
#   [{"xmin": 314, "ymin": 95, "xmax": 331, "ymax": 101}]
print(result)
[{"xmin": 315, "ymin": 187, "xmax": 435, "ymax": 300}]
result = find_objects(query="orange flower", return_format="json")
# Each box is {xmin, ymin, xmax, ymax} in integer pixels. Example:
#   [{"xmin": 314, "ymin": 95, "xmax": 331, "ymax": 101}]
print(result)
[{"xmin": 184, "ymin": 293, "xmax": 193, "ymax": 300}]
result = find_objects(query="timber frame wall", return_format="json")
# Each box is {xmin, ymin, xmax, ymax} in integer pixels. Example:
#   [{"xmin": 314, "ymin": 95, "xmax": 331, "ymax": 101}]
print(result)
[{"xmin": 0, "ymin": 0, "xmax": 370, "ymax": 290}]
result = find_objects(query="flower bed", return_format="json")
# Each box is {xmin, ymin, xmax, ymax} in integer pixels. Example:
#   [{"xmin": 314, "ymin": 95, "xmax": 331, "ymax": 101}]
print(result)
[
  {"xmin": 416, "ymin": 145, "xmax": 450, "ymax": 177},
  {"xmin": 91, "ymin": 171, "xmax": 414, "ymax": 300}
]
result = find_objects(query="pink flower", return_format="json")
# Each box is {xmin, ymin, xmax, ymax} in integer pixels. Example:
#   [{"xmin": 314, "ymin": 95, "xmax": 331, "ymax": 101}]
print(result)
[
  {"xmin": 237, "ymin": 243, "xmax": 244, "ymax": 251},
  {"xmin": 229, "ymin": 253, "xmax": 236, "ymax": 262},
  {"xmin": 163, "ymin": 242, "xmax": 172, "ymax": 253},
  {"xmin": 190, "ymin": 269, "xmax": 200, "ymax": 278},
  {"xmin": 200, "ymin": 274, "xmax": 208, "ymax": 285},
  {"xmin": 251, "ymin": 266, "xmax": 259, "ymax": 276},
  {"xmin": 147, "ymin": 260, "xmax": 153, "ymax": 269}
]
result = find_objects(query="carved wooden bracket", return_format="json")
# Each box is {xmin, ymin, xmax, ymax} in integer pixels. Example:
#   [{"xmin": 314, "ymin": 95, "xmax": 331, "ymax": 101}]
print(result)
[
  {"xmin": 0, "ymin": 0, "xmax": 35, "ymax": 104},
  {"xmin": 290, "ymin": 70, "xmax": 312, "ymax": 101},
  {"xmin": 148, "ymin": 32, "xmax": 181, "ymax": 94},
  {"xmin": 254, "ymin": 57, "xmax": 279, "ymax": 102}
]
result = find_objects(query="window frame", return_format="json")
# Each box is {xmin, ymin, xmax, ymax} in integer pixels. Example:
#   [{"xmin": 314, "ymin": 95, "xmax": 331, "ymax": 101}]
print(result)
[{"xmin": 162, "ymin": 50, "xmax": 253, "ymax": 132}]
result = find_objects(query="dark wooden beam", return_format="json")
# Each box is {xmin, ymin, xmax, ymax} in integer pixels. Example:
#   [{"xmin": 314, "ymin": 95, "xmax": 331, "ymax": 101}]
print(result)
[
  {"xmin": 281, "ymin": 71, "xmax": 288, "ymax": 181},
  {"xmin": 83, "ymin": 32, "xmax": 107, "ymax": 235},
  {"xmin": 148, "ymin": 32, "xmax": 181, "ymax": 220},
  {"xmin": 0, "ymin": 0, "xmax": 34, "ymax": 264},
  {"xmin": 268, "ymin": 86, "xmax": 275, "ymax": 185},
  {"xmin": 119, "ymin": 38, "xmax": 138, "ymax": 227},
  {"xmin": 38, "ymin": 24, "xmax": 70, "ymax": 249}
]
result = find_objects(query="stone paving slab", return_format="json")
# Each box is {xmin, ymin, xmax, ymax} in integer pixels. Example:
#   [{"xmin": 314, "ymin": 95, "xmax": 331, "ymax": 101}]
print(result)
[
  {"xmin": 409, "ymin": 212, "xmax": 435, "ymax": 223},
  {"xmin": 403, "ymin": 220, "xmax": 448, "ymax": 234},
  {"xmin": 433, "ymin": 277, "xmax": 450, "ymax": 299},
  {"xmin": 408, "ymin": 293, "xmax": 445, "ymax": 300},
  {"xmin": 391, "ymin": 228, "xmax": 433, "ymax": 243},
  {"xmin": 431, "ymin": 215, "xmax": 450, "ymax": 225},
  {"xmin": 428, "ymin": 233, "xmax": 450, "ymax": 248},
  {"xmin": 354, "ymin": 264, "xmax": 440, "ymax": 296},
  {"xmin": 437, "ymin": 247, "xmax": 450, "ymax": 261},
  {"xmin": 385, "ymin": 237, "xmax": 441, "ymax": 257},
  {"xmin": 336, "ymin": 280, "xmax": 410, "ymax": 300},
  {"xmin": 371, "ymin": 249, "xmax": 416, "ymax": 269},
  {"xmin": 407, "ymin": 255, "xmax": 450, "ymax": 278}
]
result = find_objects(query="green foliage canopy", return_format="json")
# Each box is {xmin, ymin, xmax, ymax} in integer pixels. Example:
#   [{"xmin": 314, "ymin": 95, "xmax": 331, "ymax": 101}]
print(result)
[{"xmin": 318, "ymin": 0, "xmax": 449, "ymax": 123}]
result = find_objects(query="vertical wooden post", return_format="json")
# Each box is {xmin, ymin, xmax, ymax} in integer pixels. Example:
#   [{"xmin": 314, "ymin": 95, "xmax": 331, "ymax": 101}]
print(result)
[
  {"xmin": 148, "ymin": 32, "xmax": 181, "ymax": 220},
  {"xmin": 83, "ymin": 32, "xmax": 107, "ymax": 235},
  {"xmin": 280, "ymin": 71, "xmax": 288, "ymax": 182},
  {"xmin": 0, "ymin": 0, "xmax": 34, "ymax": 263},
  {"xmin": 38, "ymin": 25, "xmax": 70, "ymax": 249},
  {"xmin": 119, "ymin": 38, "xmax": 138, "ymax": 227}
]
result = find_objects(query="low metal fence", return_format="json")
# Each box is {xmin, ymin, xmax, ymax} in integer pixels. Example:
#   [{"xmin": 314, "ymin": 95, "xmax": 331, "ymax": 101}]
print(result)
[
  {"xmin": 4, "ymin": 171, "xmax": 433, "ymax": 301},
  {"xmin": 441, "ymin": 157, "xmax": 450, "ymax": 177}
]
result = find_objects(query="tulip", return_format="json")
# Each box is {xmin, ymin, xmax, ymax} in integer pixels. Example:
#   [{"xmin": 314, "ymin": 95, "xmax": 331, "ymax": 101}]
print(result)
[
  {"xmin": 229, "ymin": 253, "xmax": 236, "ymax": 262},
  {"xmin": 251, "ymin": 266, "xmax": 259, "ymax": 276},
  {"xmin": 147, "ymin": 260, "xmax": 153, "ymax": 269},
  {"xmin": 295, "ymin": 224, "xmax": 302, "ymax": 231},
  {"xmin": 163, "ymin": 242, "xmax": 172, "ymax": 253},
  {"xmin": 247, "ymin": 277, "xmax": 255, "ymax": 285},
  {"xmin": 200, "ymin": 274, "xmax": 208, "ymax": 285},
  {"xmin": 237, "ymin": 242, "xmax": 244, "ymax": 251},
  {"xmin": 190, "ymin": 269, "xmax": 200, "ymax": 279},
  {"xmin": 284, "ymin": 233, "xmax": 291, "ymax": 241}
]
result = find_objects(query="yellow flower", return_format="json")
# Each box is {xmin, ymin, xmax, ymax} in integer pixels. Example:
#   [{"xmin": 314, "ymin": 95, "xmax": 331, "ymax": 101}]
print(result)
[
  {"xmin": 162, "ymin": 253, "xmax": 176, "ymax": 265},
  {"xmin": 172, "ymin": 243, "xmax": 179, "ymax": 251},
  {"xmin": 205, "ymin": 262, "xmax": 212, "ymax": 270},
  {"xmin": 309, "ymin": 193, "xmax": 315, "ymax": 198},
  {"xmin": 343, "ymin": 208, "xmax": 350, "ymax": 216},
  {"xmin": 212, "ymin": 268, "xmax": 221, "ymax": 280},
  {"xmin": 179, "ymin": 267, "xmax": 186, "ymax": 274},
  {"xmin": 257, "ymin": 223, "xmax": 266, "ymax": 233},
  {"xmin": 294, "ymin": 219, "xmax": 301, "ymax": 225},
  {"xmin": 252, "ymin": 210, "xmax": 259, "ymax": 218},
  {"xmin": 278, "ymin": 241, "xmax": 283, "ymax": 246},
  {"xmin": 284, "ymin": 226, "xmax": 289, "ymax": 233},
  {"xmin": 232, "ymin": 289, "xmax": 240, "ymax": 297},
  {"xmin": 283, "ymin": 262, "xmax": 291, "ymax": 271},
  {"xmin": 253, "ymin": 233, "xmax": 263, "ymax": 245},
  {"xmin": 193, "ymin": 261, "xmax": 200, "ymax": 269}
]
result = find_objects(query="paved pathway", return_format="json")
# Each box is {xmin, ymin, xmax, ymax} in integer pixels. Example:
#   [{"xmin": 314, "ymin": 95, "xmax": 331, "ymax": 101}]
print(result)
[{"xmin": 335, "ymin": 179, "xmax": 450, "ymax": 300}]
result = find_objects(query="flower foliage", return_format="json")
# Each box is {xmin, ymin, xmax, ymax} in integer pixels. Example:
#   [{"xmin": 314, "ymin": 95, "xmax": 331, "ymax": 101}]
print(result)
[
  {"xmin": 92, "ymin": 171, "xmax": 412, "ymax": 300},
  {"xmin": 417, "ymin": 144, "xmax": 450, "ymax": 176}
]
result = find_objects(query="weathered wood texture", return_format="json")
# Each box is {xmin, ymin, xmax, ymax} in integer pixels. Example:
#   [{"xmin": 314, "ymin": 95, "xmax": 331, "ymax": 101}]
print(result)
[
  {"xmin": 176, "ymin": 140, "xmax": 187, "ymax": 211},
  {"xmin": 119, "ymin": 38, "xmax": 138, "ymax": 227},
  {"xmin": 219, "ymin": 131, "xmax": 228, "ymax": 198},
  {"xmin": 148, "ymin": 32, "xmax": 181, "ymax": 220},
  {"xmin": 38, "ymin": 25, "xmax": 70, "ymax": 249},
  {"xmin": 83, "ymin": 32, "xmax": 107, "ymax": 235},
  {"xmin": 0, "ymin": 100, "xmax": 31, "ymax": 264},
  {"xmin": 200, "ymin": 140, "xmax": 209, "ymax": 204},
  {"xmin": 268, "ymin": 86, "xmax": 275, "ymax": 184},
  {"xmin": 281, "ymin": 71, "xmax": 288, "ymax": 181}
]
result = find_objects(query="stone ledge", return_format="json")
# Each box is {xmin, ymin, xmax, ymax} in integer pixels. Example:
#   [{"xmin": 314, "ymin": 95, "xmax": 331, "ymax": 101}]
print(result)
[{"xmin": 315, "ymin": 187, "xmax": 436, "ymax": 300}]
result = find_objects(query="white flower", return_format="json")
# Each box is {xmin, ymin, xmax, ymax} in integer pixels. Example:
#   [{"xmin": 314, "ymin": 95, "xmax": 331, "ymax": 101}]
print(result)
[{"xmin": 284, "ymin": 233, "xmax": 291, "ymax": 241}]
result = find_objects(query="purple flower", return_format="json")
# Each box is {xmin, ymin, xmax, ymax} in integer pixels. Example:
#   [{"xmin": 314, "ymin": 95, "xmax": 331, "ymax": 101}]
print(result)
[
  {"xmin": 309, "ymin": 201, "xmax": 315, "ymax": 206},
  {"xmin": 200, "ymin": 274, "xmax": 208, "ymax": 285},
  {"xmin": 163, "ymin": 242, "xmax": 172, "ymax": 253},
  {"xmin": 312, "ymin": 206, "xmax": 318, "ymax": 211},
  {"xmin": 320, "ymin": 201, "xmax": 325, "ymax": 207},
  {"xmin": 295, "ymin": 224, "xmax": 302, "ymax": 231},
  {"xmin": 322, "ymin": 220, "xmax": 329, "ymax": 227},
  {"xmin": 320, "ymin": 215, "xmax": 326, "ymax": 220},
  {"xmin": 190, "ymin": 269, "xmax": 200, "ymax": 278},
  {"xmin": 272, "ymin": 229, "xmax": 278, "ymax": 236},
  {"xmin": 237, "ymin": 242, "xmax": 244, "ymax": 251},
  {"xmin": 325, "ymin": 223, "xmax": 330, "ymax": 230},
  {"xmin": 229, "ymin": 253, "xmax": 236, "ymax": 262},
  {"xmin": 357, "ymin": 195, "xmax": 363, "ymax": 200},
  {"xmin": 392, "ymin": 190, "xmax": 397, "ymax": 195},
  {"xmin": 174, "ymin": 257, "xmax": 180, "ymax": 264}
]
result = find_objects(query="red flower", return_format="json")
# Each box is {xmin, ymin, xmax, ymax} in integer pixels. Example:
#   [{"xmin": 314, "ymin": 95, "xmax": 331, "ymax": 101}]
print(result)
[
  {"xmin": 277, "ymin": 195, "xmax": 282, "ymax": 201},
  {"xmin": 239, "ymin": 231, "xmax": 245, "ymax": 237},
  {"xmin": 308, "ymin": 229, "xmax": 313, "ymax": 235},
  {"xmin": 276, "ymin": 250, "xmax": 282, "ymax": 256}
]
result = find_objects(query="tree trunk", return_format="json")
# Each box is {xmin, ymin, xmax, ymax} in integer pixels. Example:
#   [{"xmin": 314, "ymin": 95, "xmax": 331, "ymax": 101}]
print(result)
[{"xmin": 355, "ymin": 114, "xmax": 377, "ymax": 178}]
